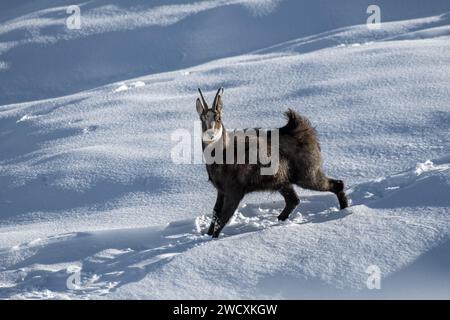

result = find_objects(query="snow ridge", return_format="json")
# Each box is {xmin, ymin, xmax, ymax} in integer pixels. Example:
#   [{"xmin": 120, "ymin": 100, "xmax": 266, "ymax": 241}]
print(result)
[{"xmin": 1, "ymin": 158, "xmax": 449, "ymax": 299}]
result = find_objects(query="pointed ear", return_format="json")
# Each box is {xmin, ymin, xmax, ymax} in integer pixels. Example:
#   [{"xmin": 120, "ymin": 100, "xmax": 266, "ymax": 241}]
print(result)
[
  {"xmin": 212, "ymin": 87, "xmax": 224, "ymax": 113},
  {"xmin": 196, "ymin": 98, "xmax": 204, "ymax": 116}
]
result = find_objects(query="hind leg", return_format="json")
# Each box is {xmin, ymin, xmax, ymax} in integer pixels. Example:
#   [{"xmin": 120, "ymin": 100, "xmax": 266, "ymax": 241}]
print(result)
[
  {"xmin": 330, "ymin": 179, "xmax": 349, "ymax": 209},
  {"xmin": 300, "ymin": 171, "xmax": 349, "ymax": 210},
  {"xmin": 277, "ymin": 185, "xmax": 300, "ymax": 221}
]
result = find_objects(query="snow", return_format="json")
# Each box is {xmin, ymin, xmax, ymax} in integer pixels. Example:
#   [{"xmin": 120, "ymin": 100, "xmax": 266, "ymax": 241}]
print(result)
[
  {"xmin": 113, "ymin": 81, "xmax": 146, "ymax": 93},
  {"xmin": 1, "ymin": 0, "xmax": 449, "ymax": 105},
  {"xmin": 2, "ymin": 159, "xmax": 449, "ymax": 298},
  {"xmin": 1, "ymin": 0, "xmax": 450, "ymax": 299}
]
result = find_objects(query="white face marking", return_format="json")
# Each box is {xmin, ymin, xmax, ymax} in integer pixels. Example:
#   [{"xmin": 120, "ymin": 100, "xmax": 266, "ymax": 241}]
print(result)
[
  {"xmin": 202, "ymin": 124, "xmax": 222, "ymax": 143},
  {"xmin": 202, "ymin": 110, "xmax": 222, "ymax": 143}
]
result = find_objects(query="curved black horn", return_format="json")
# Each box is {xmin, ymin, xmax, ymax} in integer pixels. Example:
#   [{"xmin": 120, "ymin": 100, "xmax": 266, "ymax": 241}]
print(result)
[
  {"xmin": 212, "ymin": 87, "xmax": 223, "ymax": 111},
  {"xmin": 198, "ymin": 88, "xmax": 208, "ymax": 109}
]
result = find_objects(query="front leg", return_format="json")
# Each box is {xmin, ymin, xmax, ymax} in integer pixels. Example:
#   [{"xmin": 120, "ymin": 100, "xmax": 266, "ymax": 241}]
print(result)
[
  {"xmin": 212, "ymin": 191, "xmax": 244, "ymax": 238},
  {"xmin": 207, "ymin": 191, "xmax": 224, "ymax": 236}
]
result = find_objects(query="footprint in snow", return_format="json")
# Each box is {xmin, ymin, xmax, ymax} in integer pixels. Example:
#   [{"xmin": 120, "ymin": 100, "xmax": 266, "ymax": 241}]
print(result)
[{"xmin": 0, "ymin": 194, "xmax": 343, "ymax": 299}]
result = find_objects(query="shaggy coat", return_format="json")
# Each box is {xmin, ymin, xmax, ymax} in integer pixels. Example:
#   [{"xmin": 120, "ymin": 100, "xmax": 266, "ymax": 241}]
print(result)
[{"xmin": 196, "ymin": 88, "xmax": 348, "ymax": 237}]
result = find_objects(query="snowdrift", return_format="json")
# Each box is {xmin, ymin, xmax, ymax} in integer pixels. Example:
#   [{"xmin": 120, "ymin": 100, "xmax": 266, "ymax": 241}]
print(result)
[{"xmin": 0, "ymin": 158, "xmax": 449, "ymax": 299}]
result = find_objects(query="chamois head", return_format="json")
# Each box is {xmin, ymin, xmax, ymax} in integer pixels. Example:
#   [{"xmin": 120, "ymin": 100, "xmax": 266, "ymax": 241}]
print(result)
[{"xmin": 196, "ymin": 87, "xmax": 224, "ymax": 144}]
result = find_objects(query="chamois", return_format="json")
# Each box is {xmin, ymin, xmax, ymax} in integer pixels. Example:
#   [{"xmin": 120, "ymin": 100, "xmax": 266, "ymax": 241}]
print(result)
[{"xmin": 196, "ymin": 87, "xmax": 348, "ymax": 238}]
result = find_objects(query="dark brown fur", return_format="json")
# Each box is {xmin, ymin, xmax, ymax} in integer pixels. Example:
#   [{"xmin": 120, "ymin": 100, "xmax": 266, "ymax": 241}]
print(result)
[{"xmin": 196, "ymin": 88, "xmax": 349, "ymax": 238}]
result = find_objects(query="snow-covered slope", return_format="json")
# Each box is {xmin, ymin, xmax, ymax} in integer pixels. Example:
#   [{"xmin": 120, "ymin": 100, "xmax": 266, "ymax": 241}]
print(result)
[
  {"xmin": 0, "ymin": 2, "xmax": 450, "ymax": 299},
  {"xmin": 1, "ymin": 159, "xmax": 449, "ymax": 299},
  {"xmin": 1, "ymin": 0, "xmax": 450, "ymax": 105}
]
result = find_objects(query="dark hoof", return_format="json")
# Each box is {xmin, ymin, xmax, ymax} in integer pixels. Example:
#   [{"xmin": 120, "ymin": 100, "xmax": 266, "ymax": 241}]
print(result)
[
  {"xmin": 338, "ymin": 191, "xmax": 349, "ymax": 209},
  {"xmin": 211, "ymin": 232, "xmax": 220, "ymax": 238},
  {"xmin": 277, "ymin": 214, "xmax": 288, "ymax": 221},
  {"xmin": 212, "ymin": 225, "xmax": 222, "ymax": 238},
  {"xmin": 206, "ymin": 224, "xmax": 215, "ymax": 236},
  {"xmin": 340, "ymin": 203, "xmax": 349, "ymax": 210}
]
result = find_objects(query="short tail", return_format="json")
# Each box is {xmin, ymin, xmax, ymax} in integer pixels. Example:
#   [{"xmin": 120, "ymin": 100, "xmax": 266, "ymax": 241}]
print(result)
[{"xmin": 279, "ymin": 108, "xmax": 316, "ymax": 137}]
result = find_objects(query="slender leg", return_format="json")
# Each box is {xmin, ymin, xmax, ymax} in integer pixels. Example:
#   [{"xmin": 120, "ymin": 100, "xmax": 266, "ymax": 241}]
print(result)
[
  {"xmin": 277, "ymin": 185, "xmax": 300, "ymax": 221},
  {"xmin": 207, "ymin": 191, "xmax": 224, "ymax": 236},
  {"xmin": 212, "ymin": 192, "xmax": 244, "ymax": 238},
  {"xmin": 299, "ymin": 170, "xmax": 349, "ymax": 210}
]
